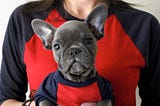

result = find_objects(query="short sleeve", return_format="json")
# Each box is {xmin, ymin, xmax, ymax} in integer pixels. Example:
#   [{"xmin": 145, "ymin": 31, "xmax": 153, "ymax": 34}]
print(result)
[
  {"xmin": 97, "ymin": 75, "xmax": 115, "ymax": 102},
  {"xmin": 34, "ymin": 73, "xmax": 58, "ymax": 105}
]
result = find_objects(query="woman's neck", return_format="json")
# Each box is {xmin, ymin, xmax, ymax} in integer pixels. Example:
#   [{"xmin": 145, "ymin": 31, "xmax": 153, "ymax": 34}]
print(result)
[{"xmin": 64, "ymin": 0, "xmax": 105, "ymax": 19}]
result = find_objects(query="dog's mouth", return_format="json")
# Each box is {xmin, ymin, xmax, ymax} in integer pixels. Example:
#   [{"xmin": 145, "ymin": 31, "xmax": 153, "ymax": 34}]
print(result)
[
  {"xmin": 64, "ymin": 65, "xmax": 95, "ymax": 82},
  {"xmin": 59, "ymin": 58, "xmax": 95, "ymax": 82},
  {"xmin": 67, "ymin": 59, "xmax": 93, "ymax": 76}
]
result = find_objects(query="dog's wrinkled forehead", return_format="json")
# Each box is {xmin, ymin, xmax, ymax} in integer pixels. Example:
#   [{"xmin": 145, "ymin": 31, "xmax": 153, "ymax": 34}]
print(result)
[{"xmin": 54, "ymin": 21, "xmax": 93, "ymax": 42}]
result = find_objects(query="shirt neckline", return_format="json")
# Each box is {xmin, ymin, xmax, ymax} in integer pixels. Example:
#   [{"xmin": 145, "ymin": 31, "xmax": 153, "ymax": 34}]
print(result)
[
  {"xmin": 55, "ymin": 4, "xmax": 85, "ymax": 21},
  {"xmin": 54, "ymin": 70, "xmax": 98, "ymax": 87}
]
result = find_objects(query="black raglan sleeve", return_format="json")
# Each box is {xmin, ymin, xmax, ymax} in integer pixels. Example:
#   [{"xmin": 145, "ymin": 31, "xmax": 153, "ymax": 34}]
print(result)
[
  {"xmin": 0, "ymin": 8, "xmax": 28, "ymax": 105},
  {"xmin": 138, "ymin": 16, "xmax": 160, "ymax": 106}
]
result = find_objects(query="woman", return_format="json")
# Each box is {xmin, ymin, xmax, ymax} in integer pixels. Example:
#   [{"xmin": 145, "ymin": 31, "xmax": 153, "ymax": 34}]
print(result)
[{"xmin": 0, "ymin": 0, "xmax": 159, "ymax": 106}]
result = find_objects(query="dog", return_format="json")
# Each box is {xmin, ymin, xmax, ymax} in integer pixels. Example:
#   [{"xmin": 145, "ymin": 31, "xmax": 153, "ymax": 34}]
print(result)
[{"xmin": 31, "ymin": 3, "xmax": 114, "ymax": 106}]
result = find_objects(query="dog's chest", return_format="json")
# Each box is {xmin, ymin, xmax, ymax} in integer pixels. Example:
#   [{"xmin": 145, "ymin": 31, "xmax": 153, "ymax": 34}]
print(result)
[{"xmin": 56, "ymin": 81, "xmax": 101, "ymax": 106}]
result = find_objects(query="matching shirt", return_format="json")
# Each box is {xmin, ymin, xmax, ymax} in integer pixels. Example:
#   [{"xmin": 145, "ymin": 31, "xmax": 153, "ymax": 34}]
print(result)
[
  {"xmin": 0, "ymin": 3, "xmax": 160, "ymax": 106},
  {"xmin": 35, "ymin": 70, "xmax": 114, "ymax": 106}
]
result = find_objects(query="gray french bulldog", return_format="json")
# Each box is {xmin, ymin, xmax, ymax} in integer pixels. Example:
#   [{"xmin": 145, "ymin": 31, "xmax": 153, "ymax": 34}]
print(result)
[{"xmin": 32, "ymin": 3, "xmax": 113, "ymax": 106}]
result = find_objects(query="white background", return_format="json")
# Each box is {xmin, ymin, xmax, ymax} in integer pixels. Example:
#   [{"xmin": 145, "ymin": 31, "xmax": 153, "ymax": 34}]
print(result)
[{"xmin": 0, "ymin": 0, "xmax": 160, "ymax": 106}]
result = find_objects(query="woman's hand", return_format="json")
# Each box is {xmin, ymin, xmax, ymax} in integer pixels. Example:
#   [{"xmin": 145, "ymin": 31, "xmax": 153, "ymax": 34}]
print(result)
[
  {"xmin": 30, "ymin": 101, "xmax": 36, "ymax": 106},
  {"xmin": 1, "ymin": 99, "xmax": 36, "ymax": 106},
  {"xmin": 81, "ymin": 102, "xmax": 96, "ymax": 106}
]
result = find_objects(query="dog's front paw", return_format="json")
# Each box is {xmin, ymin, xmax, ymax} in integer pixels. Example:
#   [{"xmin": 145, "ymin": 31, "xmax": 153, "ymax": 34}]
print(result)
[
  {"xmin": 81, "ymin": 102, "xmax": 96, "ymax": 106},
  {"xmin": 39, "ymin": 100, "xmax": 57, "ymax": 106},
  {"xmin": 96, "ymin": 100, "xmax": 112, "ymax": 106}
]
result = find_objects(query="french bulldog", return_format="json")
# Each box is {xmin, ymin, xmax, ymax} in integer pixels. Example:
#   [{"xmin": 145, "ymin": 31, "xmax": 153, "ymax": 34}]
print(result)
[{"xmin": 31, "ymin": 3, "xmax": 114, "ymax": 106}]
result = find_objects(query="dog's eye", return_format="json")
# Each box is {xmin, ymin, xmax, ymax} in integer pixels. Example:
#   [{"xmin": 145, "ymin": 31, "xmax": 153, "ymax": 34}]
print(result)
[
  {"xmin": 53, "ymin": 44, "xmax": 60, "ymax": 50},
  {"xmin": 84, "ymin": 38, "xmax": 93, "ymax": 45}
]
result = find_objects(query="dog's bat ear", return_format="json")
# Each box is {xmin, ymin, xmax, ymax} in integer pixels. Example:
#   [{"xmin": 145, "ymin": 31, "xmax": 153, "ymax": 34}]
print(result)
[
  {"xmin": 31, "ymin": 19, "xmax": 56, "ymax": 49},
  {"xmin": 85, "ymin": 3, "xmax": 108, "ymax": 40}
]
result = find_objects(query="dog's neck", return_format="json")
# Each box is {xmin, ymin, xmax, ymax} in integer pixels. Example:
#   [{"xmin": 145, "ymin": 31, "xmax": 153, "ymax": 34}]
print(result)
[{"xmin": 61, "ymin": 68, "xmax": 97, "ymax": 82}]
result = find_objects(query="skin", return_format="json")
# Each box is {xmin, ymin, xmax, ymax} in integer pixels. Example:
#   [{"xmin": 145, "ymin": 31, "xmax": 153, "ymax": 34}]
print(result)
[
  {"xmin": 1, "ymin": 0, "xmax": 105, "ymax": 106},
  {"xmin": 64, "ymin": 0, "xmax": 105, "ymax": 19}
]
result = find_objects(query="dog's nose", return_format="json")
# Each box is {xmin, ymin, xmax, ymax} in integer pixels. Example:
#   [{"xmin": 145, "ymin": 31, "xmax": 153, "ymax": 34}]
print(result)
[{"xmin": 68, "ymin": 48, "xmax": 82, "ymax": 56}]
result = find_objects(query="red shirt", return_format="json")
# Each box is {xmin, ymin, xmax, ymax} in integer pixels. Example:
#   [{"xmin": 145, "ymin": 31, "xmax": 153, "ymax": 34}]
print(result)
[
  {"xmin": 0, "ymin": 4, "xmax": 160, "ymax": 106},
  {"xmin": 24, "ymin": 9, "xmax": 144, "ymax": 106}
]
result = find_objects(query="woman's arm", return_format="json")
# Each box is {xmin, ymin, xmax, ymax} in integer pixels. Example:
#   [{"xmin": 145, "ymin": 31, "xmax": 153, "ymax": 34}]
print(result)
[
  {"xmin": 0, "ymin": 6, "xmax": 28, "ymax": 105},
  {"xmin": 138, "ymin": 15, "xmax": 160, "ymax": 105}
]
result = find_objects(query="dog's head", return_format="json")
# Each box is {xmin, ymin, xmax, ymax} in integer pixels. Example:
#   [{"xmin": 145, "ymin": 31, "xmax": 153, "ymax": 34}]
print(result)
[{"xmin": 31, "ymin": 4, "xmax": 108, "ymax": 82}]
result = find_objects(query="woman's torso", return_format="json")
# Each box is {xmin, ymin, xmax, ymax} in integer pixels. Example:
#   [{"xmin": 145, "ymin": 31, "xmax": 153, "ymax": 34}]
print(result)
[{"xmin": 18, "ymin": 4, "xmax": 154, "ymax": 106}]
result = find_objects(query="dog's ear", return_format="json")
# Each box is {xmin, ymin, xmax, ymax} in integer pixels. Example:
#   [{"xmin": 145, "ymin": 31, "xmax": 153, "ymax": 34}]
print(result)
[
  {"xmin": 31, "ymin": 19, "xmax": 56, "ymax": 49},
  {"xmin": 85, "ymin": 3, "xmax": 108, "ymax": 40}
]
